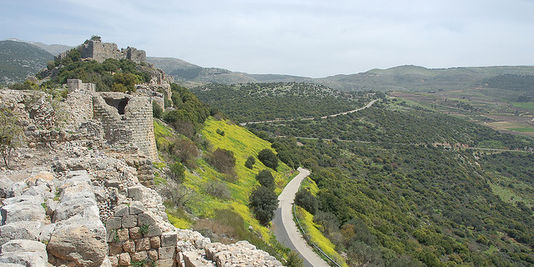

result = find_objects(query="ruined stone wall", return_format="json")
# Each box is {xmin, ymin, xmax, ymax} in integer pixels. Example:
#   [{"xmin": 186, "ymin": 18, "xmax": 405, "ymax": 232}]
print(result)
[
  {"xmin": 93, "ymin": 92, "xmax": 157, "ymax": 162},
  {"xmin": 64, "ymin": 79, "xmax": 95, "ymax": 130},
  {"xmin": 80, "ymin": 40, "xmax": 146, "ymax": 63},
  {"xmin": 125, "ymin": 47, "xmax": 146, "ymax": 63},
  {"xmin": 105, "ymin": 202, "xmax": 179, "ymax": 266}
]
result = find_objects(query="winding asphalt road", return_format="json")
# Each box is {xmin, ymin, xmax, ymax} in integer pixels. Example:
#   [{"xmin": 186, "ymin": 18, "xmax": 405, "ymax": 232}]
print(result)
[{"xmin": 272, "ymin": 168, "xmax": 330, "ymax": 267}]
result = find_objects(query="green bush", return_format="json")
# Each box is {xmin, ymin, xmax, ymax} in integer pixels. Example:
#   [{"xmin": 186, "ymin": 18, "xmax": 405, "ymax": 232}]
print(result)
[
  {"xmin": 255, "ymin": 170, "xmax": 275, "ymax": 190},
  {"xmin": 207, "ymin": 148, "xmax": 236, "ymax": 175},
  {"xmin": 286, "ymin": 251, "xmax": 303, "ymax": 267},
  {"xmin": 258, "ymin": 149, "xmax": 278, "ymax": 170},
  {"xmin": 295, "ymin": 189, "xmax": 318, "ymax": 214},
  {"xmin": 249, "ymin": 186, "xmax": 278, "ymax": 225},
  {"xmin": 204, "ymin": 181, "xmax": 231, "ymax": 200},
  {"xmin": 245, "ymin": 156, "xmax": 256, "ymax": 169},
  {"xmin": 168, "ymin": 162, "xmax": 185, "ymax": 183},
  {"xmin": 170, "ymin": 139, "xmax": 199, "ymax": 169},
  {"xmin": 152, "ymin": 102, "xmax": 163, "ymax": 119}
]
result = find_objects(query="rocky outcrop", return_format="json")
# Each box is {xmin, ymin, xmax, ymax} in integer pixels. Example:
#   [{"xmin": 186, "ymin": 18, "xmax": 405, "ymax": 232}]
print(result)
[{"xmin": 0, "ymin": 85, "xmax": 285, "ymax": 266}]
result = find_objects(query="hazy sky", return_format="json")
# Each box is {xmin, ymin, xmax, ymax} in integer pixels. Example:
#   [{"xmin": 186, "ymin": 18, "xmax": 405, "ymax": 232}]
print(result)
[{"xmin": 2, "ymin": 0, "xmax": 533, "ymax": 77}]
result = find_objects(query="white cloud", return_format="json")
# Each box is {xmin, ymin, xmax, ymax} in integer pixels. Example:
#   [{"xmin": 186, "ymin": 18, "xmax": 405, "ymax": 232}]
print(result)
[{"xmin": 1, "ymin": 0, "xmax": 533, "ymax": 77}]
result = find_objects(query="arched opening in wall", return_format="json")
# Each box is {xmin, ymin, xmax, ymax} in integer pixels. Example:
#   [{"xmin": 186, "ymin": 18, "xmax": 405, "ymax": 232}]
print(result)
[{"xmin": 104, "ymin": 97, "xmax": 129, "ymax": 115}]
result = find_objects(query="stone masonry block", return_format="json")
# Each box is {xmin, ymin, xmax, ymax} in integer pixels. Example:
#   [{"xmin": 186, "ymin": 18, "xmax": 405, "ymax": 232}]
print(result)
[
  {"xmin": 118, "ymin": 253, "xmax": 131, "ymax": 266},
  {"xmin": 137, "ymin": 213, "xmax": 156, "ymax": 226},
  {"xmin": 109, "ymin": 242, "xmax": 123, "ymax": 255},
  {"xmin": 161, "ymin": 232, "xmax": 177, "ymax": 247},
  {"xmin": 122, "ymin": 240, "xmax": 135, "ymax": 253},
  {"xmin": 106, "ymin": 217, "xmax": 122, "ymax": 230},
  {"xmin": 136, "ymin": 238, "xmax": 150, "ymax": 251},
  {"xmin": 117, "ymin": 229, "xmax": 129, "ymax": 242},
  {"xmin": 114, "ymin": 205, "xmax": 129, "ymax": 217},
  {"xmin": 122, "ymin": 215, "xmax": 137, "ymax": 228},
  {"xmin": 129, "ymin": 227, "xmax": 142, "ymax": 239},
  {"xmin": 131, "ymin": 251, "xmax": 148, "ymax": 262},
  {"xmin": 150, "ymin": 236, "xmax": 160, "ymax": 249},
  {"xmin": 148, "ymin": 249, "xmax": 159, "ymax": 261},
  {"xmin": 129, "ymin": 201, "xmax": 145, "ymax": 215},
  {"xmin": 109, "ymin": 255, "xmax": 119, "ymax": 267},
  {"xmin": 157, "ymin": 259, "xmax": 175, "ymax": 267},
  {"xmin": 128, "ymin": 186, "xmax": 143, "ymax": 201},
  {"xmin": 146, "ymin": 225, "xmax": 162, "ymax": 237},
  {"xmin": 159, "ymin": 246, "xmax": 175, "ymax": 260}
]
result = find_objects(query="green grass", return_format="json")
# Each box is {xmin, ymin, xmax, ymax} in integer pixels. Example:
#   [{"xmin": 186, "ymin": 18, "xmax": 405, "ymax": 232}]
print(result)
[
  {"xmin": 301, "ymin": 177, "xmax": 319, "ymax": 196},
  {"xmin": 154, "ymin": 119, "xmax": 174, "ymax": 151},
  {"xmin": 156, "ymin": 116, "xmax": 298, "ymax": 260},
  {"xmin": 509, "ymin": 127, "xmax": 534, "ymax": 132},
  {"xmin": 166, "ymin": 207, "xmax": 192, "ymax": 229},
  {"xmin": 488, "ymin": 179, "xmax": 533, "ymax": 208},
  {"xmin": 512, "ymin": 102, "xmax": 534, "ymax": 112},
  {"xmin": 296, "ymin": 206, "xmax": 348, "ymax": 267},
  {"xmin": 181, "ymin": 117, "xmax": 296, "ymax": 240}
]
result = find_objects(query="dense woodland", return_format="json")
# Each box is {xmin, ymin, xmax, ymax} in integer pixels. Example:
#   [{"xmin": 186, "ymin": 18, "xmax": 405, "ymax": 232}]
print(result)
[
  {"xmin": 194, "ymin": 84, "xmax": 534, "ymax": 266},
  {"xmin": 191, "ymin": 82, "xmax": 373, "ymax": 122},
  {"xmin": 249, "ymin": 98, "xmax": 534, "ymax": 150}
]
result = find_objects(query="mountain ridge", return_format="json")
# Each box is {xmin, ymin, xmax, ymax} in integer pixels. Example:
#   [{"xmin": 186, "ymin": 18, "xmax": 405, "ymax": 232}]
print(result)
[{"xmin": 2, "ymin": 39, "xmax": 534, "ymax": 92}]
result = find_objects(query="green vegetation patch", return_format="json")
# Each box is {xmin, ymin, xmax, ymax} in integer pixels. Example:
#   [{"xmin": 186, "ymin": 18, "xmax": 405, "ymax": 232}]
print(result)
[
  {"xmin": 177, "ymin": 118, "xmax": 295, "ymax": 240},
  {"xmin": 509, "ymin": 127, "xmax": 534, "ymax": 133},
  {"xmin": 295, "ymin": 206, "xmax": 347, "ymax": 267}
]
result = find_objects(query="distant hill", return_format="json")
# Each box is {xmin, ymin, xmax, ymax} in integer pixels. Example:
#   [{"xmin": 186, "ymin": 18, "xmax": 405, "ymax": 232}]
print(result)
[
  {"xmin": 2, "ymin": 38, "xmax": 533, "ymax": 91},
  {"xmin": 6, "ymin": 38, "xmax": 73, "ymax": 55},
  {"xmin": 147, "ymin": 57, "xmax": 310, "ymax": 85},
  {"xmin": 149, "ymin": 57, "xmax": 534, "ymax": 92},
  {"xmin": 0, "ymin": 40, "xmax": 54, "ymax": 84},
  {"xmin": 27, "ymin": 41, "xmax": 72, "ymax": 56},
  {"xmin": 317, "ymin": 65, "xmax": 534, "ymax": 91}
]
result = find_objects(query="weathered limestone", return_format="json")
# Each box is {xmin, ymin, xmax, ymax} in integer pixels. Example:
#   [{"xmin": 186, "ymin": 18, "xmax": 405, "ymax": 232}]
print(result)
[
  {"xmin": 47, "ymin": 217, "xmax": 107, "ymax": 267},
  {"xmin": 0, "ymin": 240, "xmax": 48, "ymax": 267},
  {"xmin": 47, "ymin": 172, "xmax": 107, "ymax": 267}
]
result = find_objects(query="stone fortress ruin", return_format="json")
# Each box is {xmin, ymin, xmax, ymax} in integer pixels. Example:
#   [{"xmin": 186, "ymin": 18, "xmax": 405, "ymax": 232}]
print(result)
[
  {"xmin": 58, "ymin": 38, "xmax": 146, "ymax": 63},
  {"xmin": 0, "ymin": 39, "xmax": 284, "ymax": 266},
  {"xmin": 67, "ymin": 79, "xmax": 157, "ymax": 162}
]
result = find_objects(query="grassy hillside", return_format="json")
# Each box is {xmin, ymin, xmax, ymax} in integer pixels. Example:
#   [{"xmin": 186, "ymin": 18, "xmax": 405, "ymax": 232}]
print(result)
[
  {"xmin": 154, "ymin": 118, "xmax": 296, "ymax": 260},
  {"xmin": 0, "ymin": 40, "xmax": 54, "ymax": 84}
]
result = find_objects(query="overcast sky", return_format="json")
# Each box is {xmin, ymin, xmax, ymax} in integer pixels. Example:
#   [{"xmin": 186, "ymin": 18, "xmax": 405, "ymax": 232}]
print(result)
[{"xmin": 2, "ymin": 0, "xmax": 533, "ymax": 77}]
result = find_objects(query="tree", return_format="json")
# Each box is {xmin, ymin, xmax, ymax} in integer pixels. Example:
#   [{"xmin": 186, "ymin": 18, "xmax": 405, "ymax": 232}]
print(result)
[
  {"xmin": 245, "ymin": 156, "xmax": 256, "ymax": 169},
  {"xmin": 112, "ymin": 72, "xmax": 139, "ymax": 93},
  {"xmin": 168, "ymin": 162, "xmax": 185, "ymax": 183},
  {"xmin": 152, "ymin": 101, "xmax": 163, "ymax": 119},
  {"xmin": 249, "ymin": 186, "xmax": 278, "ymax": 225},
  {"xmin": 295, "ymin": 189, "xmax": 318, "ymax": 214},
  {"xmin": 0, "ymin": 109, "xmax": 24, "ymax": 169},
  {"xmin": 256, "ymin": 170, "xmax": 275, "ymax": 189},
  {"xmin": 258, "ymin": 149, "xmax": 278, "ymax": 170},
  {"xmin": 286, "ymin": 251, "xmax": 303, "ymax": 267},
  {"xmin": 208, "ymin": 148, "xmax": 236, "ymax": 174},
  {"xmin": 170, "ymin": 139, "xmax": 199, "ymax": 168}
]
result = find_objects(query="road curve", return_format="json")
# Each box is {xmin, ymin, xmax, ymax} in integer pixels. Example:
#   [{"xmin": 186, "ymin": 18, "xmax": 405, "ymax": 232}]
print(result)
[
  {"xmin": 240, "ymin": 99, "xmax": 378, "ymax": 126},
  {"xmin": 273, "ymin": 168, "xmax": 330, "ymax": 267}
]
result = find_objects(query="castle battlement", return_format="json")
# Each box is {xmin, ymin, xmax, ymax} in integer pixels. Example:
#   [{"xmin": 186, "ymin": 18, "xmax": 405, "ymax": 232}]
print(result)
[
  {"xmin": 80, "ymin": 39, "xmax": 146, "ymax": 63},
  {"xmin": 57, "ymin": 38, "xmax": 146, "ymax": 64}
]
